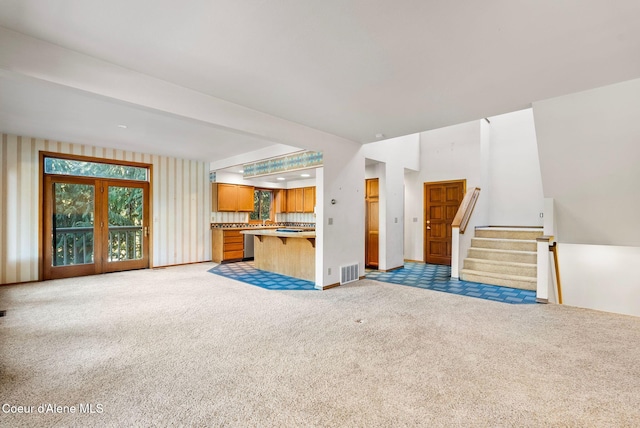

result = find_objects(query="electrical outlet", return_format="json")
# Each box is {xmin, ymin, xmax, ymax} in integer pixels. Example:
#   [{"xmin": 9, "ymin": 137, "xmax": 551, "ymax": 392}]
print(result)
[
  {"xmin": 394, "ymin": 217, "xmax": 398, "ymax": 223},
  {"xmin": 413, "ymin": 217, "xmax": 418, "ymax": 222},
  {"xmin": 540, "ymin": 212, "xmax": 544, "ymax": 218},
  {"xmin": 328, "ymin": 217, "xmax": 333, "ymax": 225},
  {"xmin": 328, "ymin": 267, "xmax": 332, "ymax": 275}
]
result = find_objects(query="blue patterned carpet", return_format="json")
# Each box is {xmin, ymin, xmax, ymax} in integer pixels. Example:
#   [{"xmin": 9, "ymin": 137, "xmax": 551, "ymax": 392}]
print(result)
[
  {"xmin": 209, "ymin": 261, "xmax": 316, "ymax": 291},
  {"xmin": 366, "ymin": 262, "xmax": 537, "ymax": 304}
]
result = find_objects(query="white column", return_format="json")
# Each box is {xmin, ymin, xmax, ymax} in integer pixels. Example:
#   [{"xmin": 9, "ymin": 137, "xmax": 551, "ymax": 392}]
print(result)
[
  {"xmin": 451, "ymin": 226, "xmax": 460, "ymax": 278},
  {"xmin": 536, "ymin": 236, "xmax": 552, "ymax": 303}
]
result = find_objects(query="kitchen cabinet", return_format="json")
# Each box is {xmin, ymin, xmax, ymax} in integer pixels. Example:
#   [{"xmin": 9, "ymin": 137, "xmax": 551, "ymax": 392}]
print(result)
[
  {"xmin": 274, "ymin": 189, "xmax": 287, "ymax": 213},
  {"xmin": 211, "ymin": 229, "xmax": 244, "ymax": 263},
  {"xmin": 303, "ymin": 187, "xmax": 315, "ymax": 213},
  {"xmin": 283, "ymin": 186, "xmax": 315, "ymax": 213},
  {"xmin": 211, "ymin": 183, "xmax": 255, "ymax": 212},
  {"xmin": 286, "ymin": 188, "xmax": 297, "ymax": 213},
  {"xmin": 294, "ymin": 188, "xmax": 304, "ymax": 213}
]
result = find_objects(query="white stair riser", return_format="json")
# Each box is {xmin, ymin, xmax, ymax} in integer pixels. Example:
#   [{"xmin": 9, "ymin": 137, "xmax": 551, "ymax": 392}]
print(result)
[
  {"xmin": 475, "ymin": 230, "xmax": 543, "ymax": 240},
  {"xmin": 461, "ymin": 272, "xmax": 536, "ymax": 291},
  {"xmin": 463, "ymin": 259, "xmax": 537, "ymax": 277},
  {"xmin": 471, "ymin": 239, "xmax": 537, "ymax": 252},
  {"xmin": 467, "ymin": 249, "xmax": 537, "ymax": 264}
]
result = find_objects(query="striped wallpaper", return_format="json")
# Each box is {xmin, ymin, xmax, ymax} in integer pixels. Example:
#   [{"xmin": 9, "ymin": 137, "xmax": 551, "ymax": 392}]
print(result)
[{"xmin": 0, "ymin": 133, "xmax": 211, "ymax": 285}]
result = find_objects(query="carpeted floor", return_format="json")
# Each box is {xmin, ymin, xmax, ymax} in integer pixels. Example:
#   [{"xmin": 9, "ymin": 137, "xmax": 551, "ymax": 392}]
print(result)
[{"xmin": 1, "ymin": 263, "xmax": 639, "ymax": 427}]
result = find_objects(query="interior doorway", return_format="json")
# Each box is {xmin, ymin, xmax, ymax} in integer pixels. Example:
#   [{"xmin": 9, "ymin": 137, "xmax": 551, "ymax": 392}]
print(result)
[
  {"xmin": 365, "ymin": 178, "xmax": 379, "ymax": 268},
  {"xmin": 42, "ymin": 155, "xmax": 150, "ymax": 280},
  {"xmin": 423, "ymin": 179, "xmax": 465, "ymax": 265}
]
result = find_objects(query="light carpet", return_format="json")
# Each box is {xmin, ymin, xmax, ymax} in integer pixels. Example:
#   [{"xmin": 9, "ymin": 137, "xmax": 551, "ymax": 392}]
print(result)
[{"xmin": 1, "ymin": 263, "xmax": 639, "ymax": 427}]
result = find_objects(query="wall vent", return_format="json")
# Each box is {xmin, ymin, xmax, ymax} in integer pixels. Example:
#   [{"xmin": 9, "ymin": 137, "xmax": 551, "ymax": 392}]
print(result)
[{"xmin": 340, "ymin": 263, "xmax": 359, "ymax": 285}]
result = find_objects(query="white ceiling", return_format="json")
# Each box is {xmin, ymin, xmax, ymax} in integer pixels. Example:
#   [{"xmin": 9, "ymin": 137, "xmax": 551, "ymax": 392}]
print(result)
[{"xmin": 1, "ymin": 0, "xmax": 640, "ymax": 162}]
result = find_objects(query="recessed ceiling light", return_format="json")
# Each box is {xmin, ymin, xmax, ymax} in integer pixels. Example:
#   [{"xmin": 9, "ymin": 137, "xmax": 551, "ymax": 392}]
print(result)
[
  {"xmin": 277, "ymin": 177, "xmax": 286, "ymax": 181},
  {"xmin": 300, "ymin": 173, "xmax": 310, "ymax": 178},
  {"xmin": 238, "ymin": 169, "xmax": 244, "ymax": 173},
  {"xmin": 375, "ymin": 133, "xmax": 385, "ymax": 139},
  {"xmin": 117, "ymin": 124, "xmax": 127, "ymax": 129}
]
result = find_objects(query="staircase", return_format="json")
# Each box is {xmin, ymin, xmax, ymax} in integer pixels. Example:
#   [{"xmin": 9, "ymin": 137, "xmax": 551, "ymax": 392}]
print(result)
[{"xmin": 459, "ymin": 227, "xmax": 543, "ymax": 291}]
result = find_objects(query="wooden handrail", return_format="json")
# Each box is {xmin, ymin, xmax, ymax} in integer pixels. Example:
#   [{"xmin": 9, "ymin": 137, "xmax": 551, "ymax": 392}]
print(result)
[
  {"xmin": 452, "ymin": 187, "xmax": 481, "ymax": 233},
  {"xmin": 550, "ymin": 242, "xmax": 563, "ymax": 304}
]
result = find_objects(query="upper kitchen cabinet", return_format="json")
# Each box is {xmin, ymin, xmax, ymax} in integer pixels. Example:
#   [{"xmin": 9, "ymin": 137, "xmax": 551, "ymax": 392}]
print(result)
[
  {"xmin": 286, "ymin": 188, "xmax": 297, "ymax": 213},
  {"xmin": 303, "ymin": 187, "xmax": 315, "ymax": 213},
  {"xmin": 211, "ymin": 183, "xmax": 255, "ymax": 212},
  {"xmin": 294, "ymin": 188, "xmax": 304, "ymax": 213},
  {"xmin": 274, "ymin": 189, "xmax": 287, "ymax": 213},
  {"xmin": 282, "ymin": 186, "xmax": 315, "ymax": 213}
]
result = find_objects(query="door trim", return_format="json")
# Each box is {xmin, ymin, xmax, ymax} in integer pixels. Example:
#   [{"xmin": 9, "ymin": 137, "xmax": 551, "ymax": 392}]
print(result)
[
  {"xmin": 39, "ymin": 152, "xmax": 153, "ymax": 280},
  {"xmin": 423, "ymin": 179, "xmax": 466, "ymax": 265}
]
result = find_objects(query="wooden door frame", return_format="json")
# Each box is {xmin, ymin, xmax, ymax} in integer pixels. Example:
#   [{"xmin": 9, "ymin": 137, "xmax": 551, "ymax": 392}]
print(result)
[
  {"xmin": 101, "ymin": 180, "xmax": 150, "ymax": 273},
  {"xmin": 39, "ymin": 151, "xmax": 153, "ymax": 280},
  {"xmin": 423, "ymin": 179, "xmax": 466, "ymax": 265},
  {"xmin": 365, "ymin": 178, "xmax": 379, "ymax": 269},
  {"xmin": 43, "ymin": 175, "xmax": 103, "ymax": 279}
]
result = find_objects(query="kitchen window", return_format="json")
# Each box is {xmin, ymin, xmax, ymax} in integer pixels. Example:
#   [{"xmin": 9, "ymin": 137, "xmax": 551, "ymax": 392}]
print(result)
[{"xmin": 250, "ymin": 189, "xmax": 273, "ymax": 222}]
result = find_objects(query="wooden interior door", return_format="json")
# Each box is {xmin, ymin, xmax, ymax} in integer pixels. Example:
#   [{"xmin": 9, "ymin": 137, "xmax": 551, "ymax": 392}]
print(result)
[
  {"xmin": 365, "ymin": 178, "xmax": 379, "ymax": 268},
  {"xmin": 424, "ymin": 180, "xmax": 465, "ymax": 265}
]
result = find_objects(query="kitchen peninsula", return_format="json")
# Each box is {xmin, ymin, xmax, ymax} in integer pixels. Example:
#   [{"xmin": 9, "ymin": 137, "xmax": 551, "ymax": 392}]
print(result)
[{"xmin": 241, "ymin": 228, "xmax": 315, "ymax": 281}]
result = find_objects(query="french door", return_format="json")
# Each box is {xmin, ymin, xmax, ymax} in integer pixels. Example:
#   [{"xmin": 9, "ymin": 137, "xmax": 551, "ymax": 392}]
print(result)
[{"xmin": 43, "ymin": 176, "xmax": 149, "ymax": 279}]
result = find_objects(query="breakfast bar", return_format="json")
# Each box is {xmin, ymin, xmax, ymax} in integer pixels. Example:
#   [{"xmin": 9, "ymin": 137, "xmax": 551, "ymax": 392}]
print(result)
[{"xmin": 241, "ymin": 228, "xmax": 316, "ymax": 282}]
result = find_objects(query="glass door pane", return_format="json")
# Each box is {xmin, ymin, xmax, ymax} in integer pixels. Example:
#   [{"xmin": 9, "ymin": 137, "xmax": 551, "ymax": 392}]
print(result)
[
  {"xmin": 52, "ymin": 182, "xmax": 95, "ymax": 266},
  {"xmin": 107, "ymin": 186, "xmax": 144, "ymax": 262}
]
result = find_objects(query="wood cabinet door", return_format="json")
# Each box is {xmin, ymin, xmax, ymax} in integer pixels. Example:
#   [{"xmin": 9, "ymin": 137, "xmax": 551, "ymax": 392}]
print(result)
[
  {"xmin": 274, "ymin": 189, "xmax": 287, "ymax": 213},
  {"xmin": 424, "ymin": 180, "xmax": 465, "ymax": 265},
  {"xmin": 303, "ymin": 187, "xmax": 315, "ymax": 213},
  {"xmin": 295, "ymin": 188, "xmax": 304, "ymax": 212},
  {"xmin": 236, "ymin": 185, "xmax": 255, "ymax": 211},
  {"xmin": 216, "ymin": 184, "xmax": 238, "ymax": 211},
  {"xmin": 286, "ymin": 188, "xmax": 296, "ymax": 213}
]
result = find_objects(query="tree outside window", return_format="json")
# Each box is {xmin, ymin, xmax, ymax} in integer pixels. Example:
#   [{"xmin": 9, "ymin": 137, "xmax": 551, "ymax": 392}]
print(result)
[{"xmin": 250, "ymin": 190, "xmax": 273, "ymax": 221}]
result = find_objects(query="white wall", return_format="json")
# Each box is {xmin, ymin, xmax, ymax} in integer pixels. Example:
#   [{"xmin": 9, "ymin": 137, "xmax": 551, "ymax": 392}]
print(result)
[
  {"xmin": 363, "ymin": 134, "xmax": 420, "ymax": 270},
  {"xmin": 557, "ymin": 244, "xmax": 640, "ymax": 317},
  {"xmin": 534, "ymin": 78, "xmax": 640, "ymax": 246},
  {"xmin": 0, "ymin": 134, "xmax": 210, "ymax": 285},
  {"xmin": 404, "ymin": 121, "xmax": 488, "ymax": 262},
  {"xmin": 533, "ymin": 78, "xmax": 640, "ymax": 317},
  {"xmin": 316, "ymin": 145, "xmax": 365, "ymax": 287},
  {"xmin": 488, "ymin": 109, "xmax": 544, "ymax": 226}
]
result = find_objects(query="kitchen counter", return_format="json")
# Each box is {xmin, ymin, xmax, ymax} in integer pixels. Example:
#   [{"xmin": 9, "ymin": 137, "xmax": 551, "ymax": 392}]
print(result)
[
  {"xmin": 240, "ymin": 228, "xmax": 316, "ymax": 239},
  {"xmin": 241, "ymin": 228, "xmax": 315, "ymax": 282}
]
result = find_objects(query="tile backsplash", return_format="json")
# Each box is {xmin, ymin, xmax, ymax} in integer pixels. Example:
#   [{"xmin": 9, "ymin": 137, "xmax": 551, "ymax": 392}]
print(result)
[
  {"xmin": 276, "ymin": 213, "xmax": 315, "ymax": 223},
  {"xmin": 210, "ymin": 212, "xmax": 249, "ymax": 223},
  {"xmin": 210, "ymin": 211, "xmax": 315, "ymax": 224}
]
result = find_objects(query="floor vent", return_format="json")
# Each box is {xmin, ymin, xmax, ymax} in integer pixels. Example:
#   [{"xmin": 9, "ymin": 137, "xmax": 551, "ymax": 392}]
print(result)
[{"xmin": 341, "ymin": 263, "xmax": 359, "ymax": 285}]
